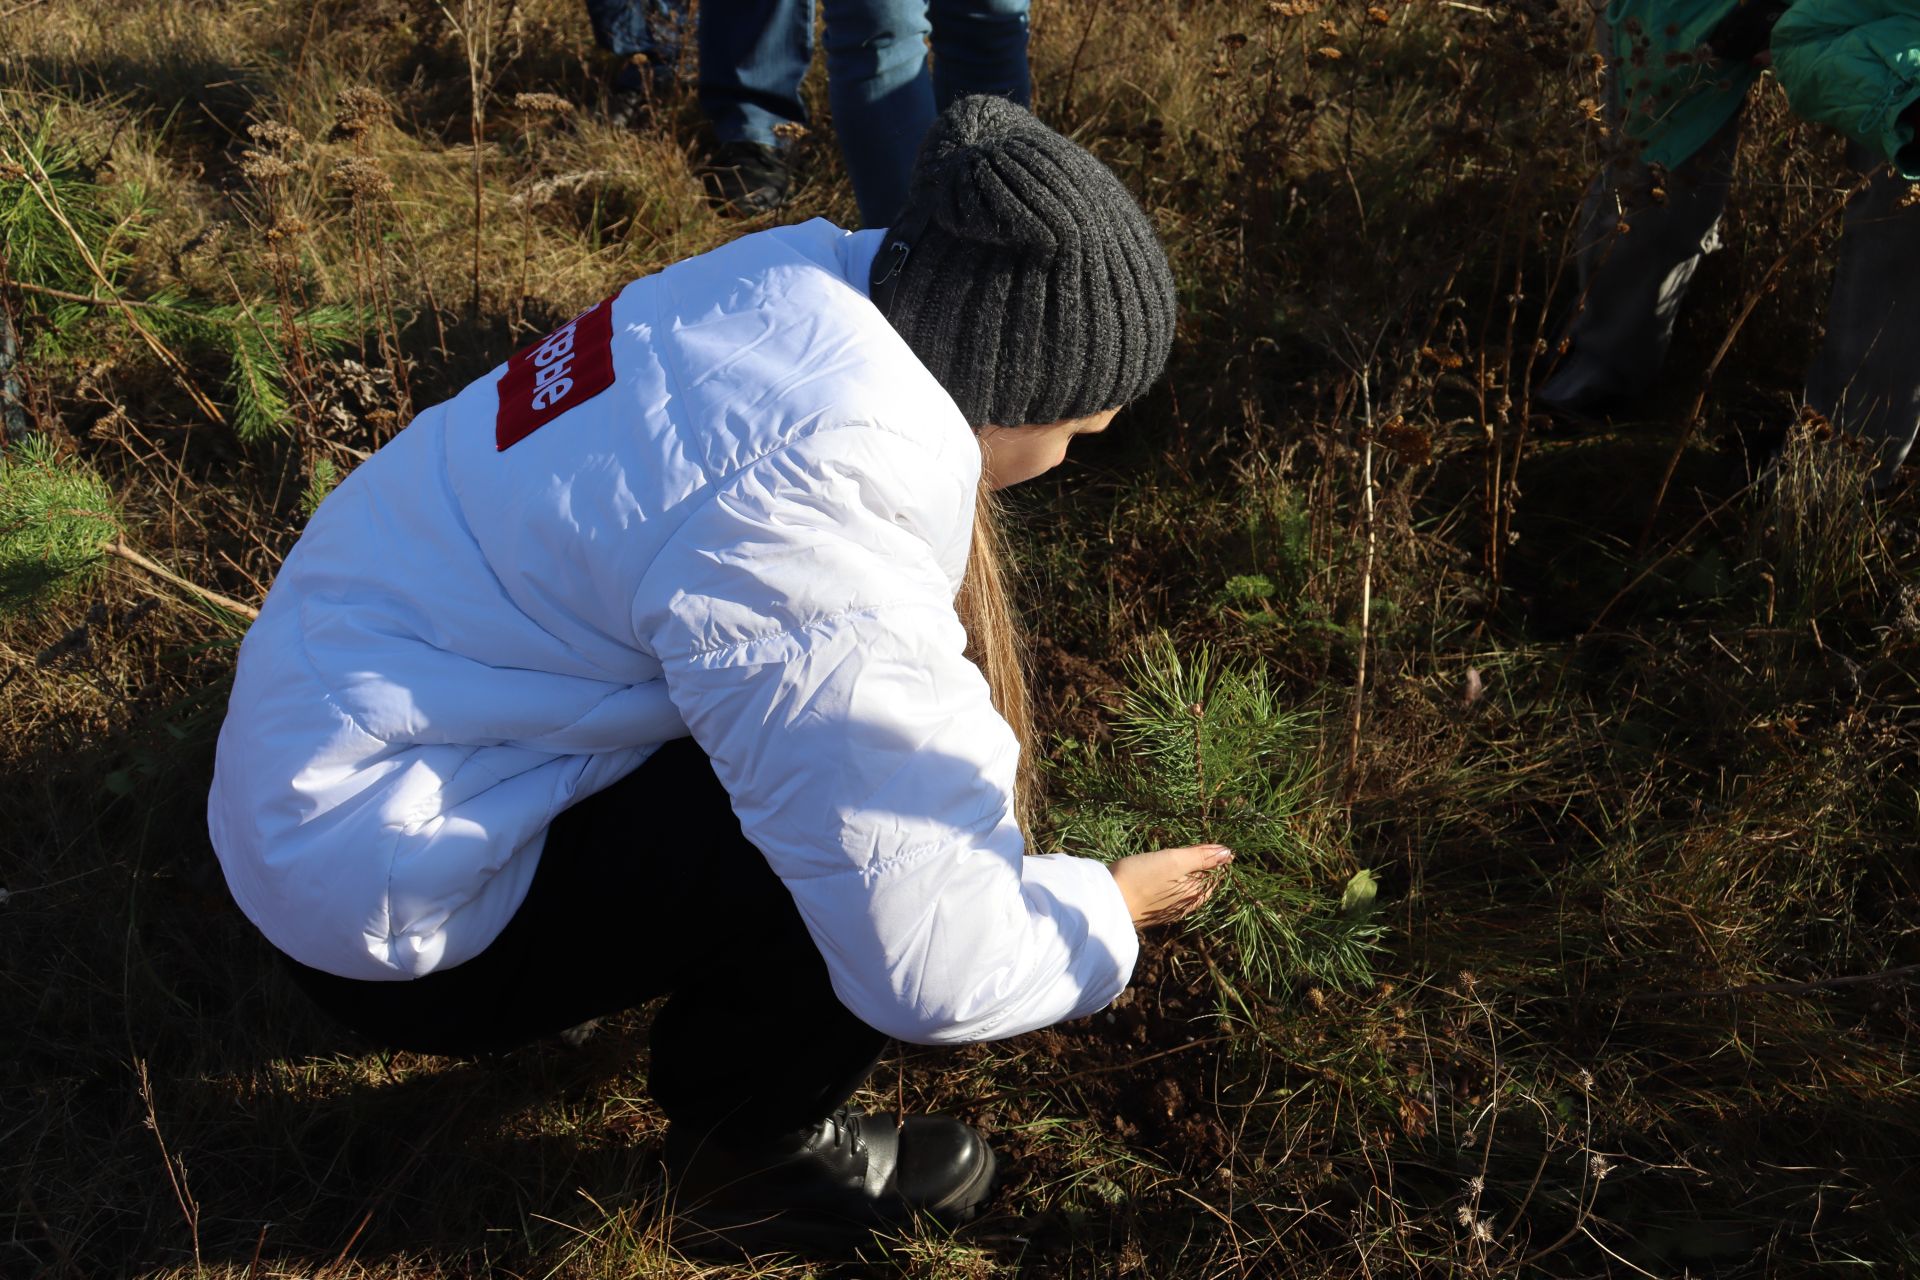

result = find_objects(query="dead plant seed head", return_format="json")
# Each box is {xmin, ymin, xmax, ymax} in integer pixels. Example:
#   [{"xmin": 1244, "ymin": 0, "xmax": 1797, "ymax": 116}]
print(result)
[
  {"xmin": 238, "ymin": 150, "xmax": 300, "ymax": 183},
  {"xmin": 262, "ymin": 216, "xmax": 310, "ymax": 272},
  {"xmin": 331, "ymin": 87, "xmax": 393, "ymax": 139},
  {"xmin": 511, "ymin": 92, "xmax": 574, "ymax": 117},
  {"xmin": 1378, "ymin": 415, "xmax": 1431, "ymax": 467},
  {"xmin": 246, "ymin": 121, "xmax": 304, "ymax": 152},
  {"xmin": 240, "ymin": 121, "xmax": 306, "ymax": 186},
  {"xmin": 329, "ymin": 156, "xmax": 392, "ymax": 200}
]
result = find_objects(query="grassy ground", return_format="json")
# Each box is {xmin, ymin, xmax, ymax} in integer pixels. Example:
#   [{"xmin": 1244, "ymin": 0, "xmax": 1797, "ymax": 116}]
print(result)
[{"xmin": 4, "ymin": 0, "xmax": 1918, "ymax": 1275}]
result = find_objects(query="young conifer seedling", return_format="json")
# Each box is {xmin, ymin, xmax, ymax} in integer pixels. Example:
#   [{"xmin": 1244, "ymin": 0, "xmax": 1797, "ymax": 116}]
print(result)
[
  {"xmin": 0, "ymin": 437, "xmax": 118, "ymax": 615},
  {"xmin": 1047, "ymin": 640, "xmax": 1384, "ymax": 998}
]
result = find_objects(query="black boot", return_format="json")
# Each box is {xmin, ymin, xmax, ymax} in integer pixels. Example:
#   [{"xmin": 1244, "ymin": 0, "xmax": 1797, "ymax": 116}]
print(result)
[
  {"xmin": 606, "ymin": 56, "xmax": 675, "ymax": 132},
  {"xmin": 698, "ymin": 141, "xmax": 793, "ymax": 217},
  {"xmin": 665, "ymin": 1106, "xmax": 997, "ymax": 1255}
]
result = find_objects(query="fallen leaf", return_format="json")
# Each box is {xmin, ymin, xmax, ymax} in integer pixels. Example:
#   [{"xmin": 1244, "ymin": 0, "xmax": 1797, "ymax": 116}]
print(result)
[{"xmin": 1341, "ymin": 868, "xmax": 1379, "ymax": 918}]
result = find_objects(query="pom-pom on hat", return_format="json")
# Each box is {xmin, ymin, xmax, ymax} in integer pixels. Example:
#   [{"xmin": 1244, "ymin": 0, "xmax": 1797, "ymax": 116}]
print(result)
[{"xmin": 869, "ymin": 96, "xmax": 1177, "ymax": 429}]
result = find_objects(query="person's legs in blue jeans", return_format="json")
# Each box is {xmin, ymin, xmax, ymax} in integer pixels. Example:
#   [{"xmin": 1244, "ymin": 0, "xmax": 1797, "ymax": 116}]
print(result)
[
  {"xmin": 820, "ymin": 0, "xmax": 1031, "ymax": 227},
  {"xmin": 821, "ymin": 0, "xmax": 936, "ymax": 228},
  {"xmin": 585, "ymin": 0, "xmax": 690, "ymax": 122},
  {"xmin": 927, "ymin": 0, "xmax": 1027, "ymax": 113},
  {"xmin": 699, "ymin": 0, "xmax": 816, "ymax": 148},
  {"xmin": 585, "ymin": 0, "xmax": 690, "ymax": 71}
]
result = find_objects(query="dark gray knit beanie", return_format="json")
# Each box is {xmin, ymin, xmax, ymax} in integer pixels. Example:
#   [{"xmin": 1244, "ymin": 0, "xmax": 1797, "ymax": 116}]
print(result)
[{"xmin": 869, "ymin": 96, "xmax": 1177, "ymax": 428}]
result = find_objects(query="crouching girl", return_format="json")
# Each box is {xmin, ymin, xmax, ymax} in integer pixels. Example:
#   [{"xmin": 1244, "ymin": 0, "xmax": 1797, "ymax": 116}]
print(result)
[{"xmin": 207, "ymin": 96, "xmax": 1225, "ymax": 1253}]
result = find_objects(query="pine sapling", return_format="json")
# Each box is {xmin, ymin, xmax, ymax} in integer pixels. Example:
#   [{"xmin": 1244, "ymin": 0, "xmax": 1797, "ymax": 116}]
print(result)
[
  {"xmin": 0, "ymin": 436, "xmax": 117, "ymax": 612},
  {"xmin": 3, "ymin": 115, "xmax": 358, "ymax": 444},
  {"xmin": 0, "ymin": 438, "xmax": 256, "ymax": 619},
  {"xmin": 1047, "ymin": 640, "xmax": 1384, "ymax": 996}
]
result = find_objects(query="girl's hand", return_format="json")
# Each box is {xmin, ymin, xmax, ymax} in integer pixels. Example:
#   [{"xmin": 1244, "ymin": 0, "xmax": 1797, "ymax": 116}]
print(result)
[{"xmin": 1110, "ymin": 845, "xmax": 1233, "ymax": 928}]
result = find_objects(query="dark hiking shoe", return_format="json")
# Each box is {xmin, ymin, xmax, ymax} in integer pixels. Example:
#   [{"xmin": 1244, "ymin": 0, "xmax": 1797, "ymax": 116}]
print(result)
[
  {"xmin": 699, "ymin": 141, "xmax": 793, "ymax": 216},
  {"xmin": 665, "ymin": 1106, "xmax": 997, "ymax": 1255},
  {"xmin": 1534, "ymin": 357, "xmax": 1637, "ymax": 430},
  {"xmin": 607, "ymin": 56, "xmax": 676, "ymax": 132}
]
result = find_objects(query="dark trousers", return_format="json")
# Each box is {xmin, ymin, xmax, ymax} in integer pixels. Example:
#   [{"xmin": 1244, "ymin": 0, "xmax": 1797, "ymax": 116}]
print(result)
[
  {"xmin": 1539, "ymin": 48, "xmax": 1920, "ymax": 487},
  {"xmin": 283, "ymin": 737, "xmax": 889, "ymax": 1143}
]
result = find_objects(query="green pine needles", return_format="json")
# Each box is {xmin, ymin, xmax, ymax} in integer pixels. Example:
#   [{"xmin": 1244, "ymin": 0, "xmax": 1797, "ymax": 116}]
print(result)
[
  {"xmin": 173, "ymin": 295, "xmax": 361, "ymax": 442},
  {"xmin": 2, "ymin": 113, "xmax": 360, "ymax": 442},
  {"xmin": 0, "ymin": 436, "xmax": 119, "ymax": 613},
  {"xmin": 1047, "ymin": 641, "xmax": 1384, "ymax": 996},
  {"xmin": 0, "ymin": 123, "xmax": 122, "ymax": 309}
]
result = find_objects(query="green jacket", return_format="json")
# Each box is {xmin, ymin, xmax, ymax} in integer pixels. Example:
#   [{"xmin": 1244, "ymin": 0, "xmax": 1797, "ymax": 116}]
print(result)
[
  {"xmin": 1773, "ymin": 0, "xmax": 1920, "ymax": 176},
  {"xmin": 1608, "ymin": 0, "xmax": 1920, "ymax": 177}
]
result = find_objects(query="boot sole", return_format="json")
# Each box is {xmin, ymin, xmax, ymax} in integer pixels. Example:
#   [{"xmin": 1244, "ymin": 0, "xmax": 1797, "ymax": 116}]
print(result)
[{"xmin": 670, "ymin": 1145, "xmax": 999, "ymax": 1259}]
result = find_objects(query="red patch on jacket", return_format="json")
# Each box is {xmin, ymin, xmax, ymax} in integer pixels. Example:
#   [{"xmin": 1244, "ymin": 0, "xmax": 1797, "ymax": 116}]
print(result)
[{"xmin": 495, "ymin": 296, "xmax": 617, "ymax": 450}]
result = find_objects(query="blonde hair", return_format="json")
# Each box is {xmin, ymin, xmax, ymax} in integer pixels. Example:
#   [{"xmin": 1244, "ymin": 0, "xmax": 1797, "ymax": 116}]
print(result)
[{"xmin": 953, "ymin": 477, "xmax": 1039, "ymax": 831}]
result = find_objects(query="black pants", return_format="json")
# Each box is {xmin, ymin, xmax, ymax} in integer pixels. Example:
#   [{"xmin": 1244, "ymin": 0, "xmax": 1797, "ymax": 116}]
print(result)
[{"xmin": 283, "ymin": 737, "xmax": 889, "ymax": 1143}]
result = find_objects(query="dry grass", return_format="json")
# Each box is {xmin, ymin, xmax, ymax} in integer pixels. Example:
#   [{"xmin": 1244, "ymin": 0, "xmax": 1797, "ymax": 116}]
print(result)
[{"xmin": 5, "ymin": 0, "xmax": 1920, "ymax": 1276}]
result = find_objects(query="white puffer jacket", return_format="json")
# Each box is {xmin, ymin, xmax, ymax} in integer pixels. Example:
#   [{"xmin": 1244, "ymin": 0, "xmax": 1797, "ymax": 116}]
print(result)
[{"xmin": 207, "ymin": 219, "xmax": 1139, "ymax": 1045}]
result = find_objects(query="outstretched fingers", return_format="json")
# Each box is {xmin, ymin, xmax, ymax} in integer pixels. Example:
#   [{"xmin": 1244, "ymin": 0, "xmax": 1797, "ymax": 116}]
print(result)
[{"xmin": 1112, "ymin": 844, "xmax": 1234, "ymax": 928}]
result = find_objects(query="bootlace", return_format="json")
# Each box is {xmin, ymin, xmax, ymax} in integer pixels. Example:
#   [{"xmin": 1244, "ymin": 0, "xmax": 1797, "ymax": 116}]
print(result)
[{"xmin": 817, "ymin": 1107, "xmax": 868, "ymax": 1159}]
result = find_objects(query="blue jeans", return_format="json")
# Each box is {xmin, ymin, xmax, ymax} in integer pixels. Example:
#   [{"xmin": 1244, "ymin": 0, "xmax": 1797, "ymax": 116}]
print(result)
[
  {"xmin": 698, "ymin": 0, "xmax": 816, "ymax": 148},
  {"xmin": 700, "ymin": 0, "xmax": 1030, "ymax": 226},
  {"xmin": 585, "ymin": 0, "xmax": 689, "ymax": 73}
]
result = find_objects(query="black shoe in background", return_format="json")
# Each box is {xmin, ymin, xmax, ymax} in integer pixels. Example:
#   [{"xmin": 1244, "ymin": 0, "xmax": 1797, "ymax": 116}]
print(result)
[
  {"xmin": 699, "ymin": 141, "xmax": 794, "ymax": 217},
  {"xmin": 607, "ymin": 55, "xmax": 675, "ymax": 132},
  {"xmin": 666, "ymin": 1106, "xmax": 997, "ymax": 1255}
]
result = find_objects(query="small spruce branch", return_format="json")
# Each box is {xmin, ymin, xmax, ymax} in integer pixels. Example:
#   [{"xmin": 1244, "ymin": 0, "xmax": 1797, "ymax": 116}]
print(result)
[
  {"xmin": 1059, "ymin": 641, "xmax": 1383, "ymax": 995},
  {"xmin": 3, "ymin": 118, "xmax": 228, "ymax": 425},
  {"xmin": 10, "ymin": 278, "xmax": 243, "ymax": 318},
  {"xmin": 9, "ymin": 270, "xmax": 363, "ymax": 444}
]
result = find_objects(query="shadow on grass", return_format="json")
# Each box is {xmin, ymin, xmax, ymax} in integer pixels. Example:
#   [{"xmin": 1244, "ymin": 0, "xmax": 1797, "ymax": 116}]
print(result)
[{"xmin": 0, "ymin": 753, "xmax": 670, "ymax": 1275}]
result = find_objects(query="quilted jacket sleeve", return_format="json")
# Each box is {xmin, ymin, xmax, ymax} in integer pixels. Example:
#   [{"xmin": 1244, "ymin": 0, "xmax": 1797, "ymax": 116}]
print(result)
[
  {"xmin": 631, "ymin": 424, "xmax": 1140, "ymax": 1045},
  {"xmin": 1604, "ymin": 0, "xmax": 1762, "ymax": 172},
  {"xmin": 1773, "ymin": 0, "xmax": 1920, "ymax": 178}
]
